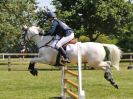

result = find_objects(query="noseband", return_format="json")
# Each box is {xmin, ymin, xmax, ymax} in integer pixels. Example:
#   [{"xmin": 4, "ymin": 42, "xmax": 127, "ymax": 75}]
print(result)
[
  {"xmin": 21, "ymin": 29, "xmax": 38, "ymax": 45},
  {"xmin": 21, "ymin": 28, "xmax": 55, "ymax": 49}
]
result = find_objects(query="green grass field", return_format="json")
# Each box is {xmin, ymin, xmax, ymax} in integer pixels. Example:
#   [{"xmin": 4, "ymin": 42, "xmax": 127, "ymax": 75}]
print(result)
[{"xmin": 0, "ymin": 62, "xmax": 133, "ymax": 99}]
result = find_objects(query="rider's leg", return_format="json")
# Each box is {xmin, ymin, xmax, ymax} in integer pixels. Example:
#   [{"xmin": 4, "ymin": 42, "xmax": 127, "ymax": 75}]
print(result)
[
  {"xmin": 56, "ymin": 33, "xmax": 74, "ymax": 63},
  {"xmin": 58, "ymin": 47, "xmax": 70, "ymax": 63},
  {"xmin": 50, "ymin": 35, "xmax": 61, "ymax": 48}
]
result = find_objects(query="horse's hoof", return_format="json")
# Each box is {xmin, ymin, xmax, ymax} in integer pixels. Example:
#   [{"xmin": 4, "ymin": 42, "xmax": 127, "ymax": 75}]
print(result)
[
  {"xmin": 113, "ymin": 84, "xmax": 119, "ymax": 89},
  {"xmin": 34, "ymin": 69, "xmax": 38, "ymax": 76},
  {"xmin": 29, "ymin": 68, "xmax": 38, "ymax": 76},
  {"xmin": 127, "ymin": 66, "xmax": 133, "ymax": 70},
  {"xmin": 61, "ymin": 59, "xmax": 70, "ymax": 64}
]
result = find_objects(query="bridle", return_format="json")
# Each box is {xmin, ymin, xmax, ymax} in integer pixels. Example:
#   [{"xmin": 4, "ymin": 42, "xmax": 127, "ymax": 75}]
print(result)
[
  {"xmin": 21, "ymin": 28, "xmax": 56, "ymax": 49},
  {"xmin": 21, "ymin": 29, "xmax": 38, "ymax": 45}
]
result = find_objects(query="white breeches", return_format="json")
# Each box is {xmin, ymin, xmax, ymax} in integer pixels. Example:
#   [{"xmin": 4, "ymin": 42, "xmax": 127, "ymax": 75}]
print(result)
[{"xmin": 50, "ymin": 33, "xmax": 74, "ymax": 49}]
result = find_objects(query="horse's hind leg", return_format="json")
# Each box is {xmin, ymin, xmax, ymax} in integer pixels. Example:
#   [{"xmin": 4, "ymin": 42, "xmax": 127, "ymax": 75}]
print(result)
[
  {"xmin": 104, "ymin": 65, "xmax": 119, "ymax": 89},
  {"xmin": 98, "ymin": 61, "xmax": 119, "ymax": 89}
]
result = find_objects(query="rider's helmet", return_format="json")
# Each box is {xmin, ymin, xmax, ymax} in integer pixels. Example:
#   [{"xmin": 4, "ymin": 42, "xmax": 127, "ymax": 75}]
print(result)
[{"xmin": 46, "ymin": 12, "xmax": 56, "ymax": 19}]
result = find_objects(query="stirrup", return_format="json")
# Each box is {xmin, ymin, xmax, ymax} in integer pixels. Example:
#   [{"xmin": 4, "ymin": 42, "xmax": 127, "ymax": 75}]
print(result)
[
  {"xmin": 54, "ymin": 63, "xmax": 64, "ymax": 66},
  {"xmin": 62, "ymin": 58, "xmax": 70, "ymax": 63}
]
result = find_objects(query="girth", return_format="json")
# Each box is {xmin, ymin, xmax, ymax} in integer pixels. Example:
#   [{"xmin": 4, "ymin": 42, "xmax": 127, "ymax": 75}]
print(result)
[{"xmin": 63, "ymin": 38, "xmax": 78, "ymax": 48}]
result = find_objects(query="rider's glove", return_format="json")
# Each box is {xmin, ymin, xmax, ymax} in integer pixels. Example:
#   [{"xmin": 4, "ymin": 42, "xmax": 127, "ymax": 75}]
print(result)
[
  {"xmin": 39, "ymin": 32, "xmax": 51, "ymax": 36},
  {"xmin": 39, "ymin": 32, "xmax": 44, "ymax": 36}
]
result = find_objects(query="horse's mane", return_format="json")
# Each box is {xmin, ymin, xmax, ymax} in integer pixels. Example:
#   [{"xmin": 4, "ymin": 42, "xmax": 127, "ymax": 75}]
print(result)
[{"xmin": 29, "ymin": 26, "xmax": 44, "ymax": 34}]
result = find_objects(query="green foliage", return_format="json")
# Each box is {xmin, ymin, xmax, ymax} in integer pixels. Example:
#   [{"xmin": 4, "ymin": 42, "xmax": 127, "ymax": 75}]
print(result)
[
  {"xmin": 0, "ymin": 0, "xmax": 133, "ymax": 52},
  {"xmin": 36, "ymin": 8, "xmax": 49, "ymax": 29},
  {"xmin": 0, "ymin": 0, "xmax": 37, "ymax": 52},
  {"xmin": 118, "ymin": 35, "xmax": 133, "ymax": 52},
  {"xmin": 79, "ymin": 35, "xmax": 89, "ymax": 42},
  {"xmin": 53, "ymin": 0, "xmax": 133, "ymax": 51},
  {"xmin": 79, "ymin": 34, "xmax": 118, "ymax": 44},
  {"xmin": 96, "ymin": 35, "xmax": 118, "ymax": 44},
  {"xmin": 0, "ymin": 62, "xmax": 133, "ymax": 99}
]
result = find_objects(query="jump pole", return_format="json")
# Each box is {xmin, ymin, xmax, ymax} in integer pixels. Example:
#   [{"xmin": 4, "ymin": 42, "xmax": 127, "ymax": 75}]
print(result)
[
  {"xmin": 61, "ymin": 42, "xmax": 85, "ymax": 99},
  {"xmin": 77, "ymin": 42, "xmax": 85, "ymax": 99}
]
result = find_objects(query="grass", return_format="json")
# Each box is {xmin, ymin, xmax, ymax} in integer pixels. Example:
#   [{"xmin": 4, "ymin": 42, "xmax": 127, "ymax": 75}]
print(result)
[
  {"xmin": 0, "ymin": 71, "xmax": 61, "ymax": 99},
  {"xmin": 0, "ymin": 62, "xmax": 133, "ymax": 99},
  {"xmin": 83, "ymin": 70, "xmax": 133, "ymax": 99}
]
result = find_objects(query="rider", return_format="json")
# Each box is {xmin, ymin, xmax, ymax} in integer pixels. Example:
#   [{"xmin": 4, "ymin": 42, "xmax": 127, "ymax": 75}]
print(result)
[{"xmin": 42, "ymin": 12, "xmax": 75, "ymax": 63}]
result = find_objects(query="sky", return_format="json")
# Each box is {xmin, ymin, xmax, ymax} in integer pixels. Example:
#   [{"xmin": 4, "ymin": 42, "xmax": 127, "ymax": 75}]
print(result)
[{"xmin": 37, "ymin": 0, "xmax": 55, "ymax": 11}]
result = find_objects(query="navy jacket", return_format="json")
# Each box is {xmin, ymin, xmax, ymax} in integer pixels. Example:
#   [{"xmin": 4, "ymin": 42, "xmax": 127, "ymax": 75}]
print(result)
[{"xmin": 49, "ymin": 19, "xmax": 73, "ymax": 37}]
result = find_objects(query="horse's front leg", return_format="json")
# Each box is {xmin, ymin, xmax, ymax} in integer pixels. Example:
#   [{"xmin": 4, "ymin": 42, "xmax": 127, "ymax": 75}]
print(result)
[
  {"xmin": 28, "ymin": 62, "xmax": 38, "ymax": 76},
  {"xmin": 28, "ymin": 57, "xmax": 46, "ymax": 76}
]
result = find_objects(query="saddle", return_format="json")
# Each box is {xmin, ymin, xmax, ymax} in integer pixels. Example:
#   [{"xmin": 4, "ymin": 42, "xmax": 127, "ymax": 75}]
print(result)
[
  {"xmin": 55, "ymin": 38, "xmax": 78, "ymax": 66},
  {"xmin": 63, "ymin": 38, "xmax": 78, "ymax": 48}
]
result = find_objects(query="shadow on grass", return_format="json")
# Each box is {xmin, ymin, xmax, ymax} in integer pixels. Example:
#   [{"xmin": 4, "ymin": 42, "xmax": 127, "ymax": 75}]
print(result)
[{"xmin": 49, "ymin": 96, "xmax": 72, "ymax": 99}]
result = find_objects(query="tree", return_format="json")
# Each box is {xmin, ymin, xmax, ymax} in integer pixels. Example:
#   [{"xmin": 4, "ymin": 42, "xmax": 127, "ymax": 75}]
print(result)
[
  {"xmin": 0, "ymin": 0, "xmax": 37, "ymax": 52},
  {"xmin": 36, "ymin": 7, "xmax": 50, "ymax": 30},
  {"xmin": 116, "ymin": 1, "xmax": 133, "ymax": 51},
  {"xmin": 53, "ymin": 0, "xmax": 133, "ymax": 42}
]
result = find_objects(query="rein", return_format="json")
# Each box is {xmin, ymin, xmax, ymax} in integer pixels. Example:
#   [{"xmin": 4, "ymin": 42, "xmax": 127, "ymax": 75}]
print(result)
[
  {"xmin": 21, "ymin": 30, "xmax": 56, "ymax": 50},
  {"xmin": 27, "ymin": 34, "xmax": 38, "ymax": 42},
  {"xmin": 38, "ymin": 36, "xmax": 55, "ymax": 49},
  {"xmin": 21, "ymin": 29, "xmax": 36, "ymax": 45}
]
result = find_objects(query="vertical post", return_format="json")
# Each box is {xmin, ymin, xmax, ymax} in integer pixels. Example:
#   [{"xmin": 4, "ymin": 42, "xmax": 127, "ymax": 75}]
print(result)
[
  {"xmin": 84, "ymin": 63, "xmax": 87, "ymax": 70},
  {"xmin": 8, "ymin": 56, "xmax": 11, "ymax": 71},
  {"xmin": 61, "ymin": 66, "xmax": 65, "ymax": 98},
  {"xmin": 77, "ymin": 43, "xmax": 85, "ymax": 99},
  {"xmin": 2, "ymin": 53, "xmax": 4, "ymax": 60},
  {"xmin": 129, "ymin": 54, "xmax": 132, "ymax": 65}
]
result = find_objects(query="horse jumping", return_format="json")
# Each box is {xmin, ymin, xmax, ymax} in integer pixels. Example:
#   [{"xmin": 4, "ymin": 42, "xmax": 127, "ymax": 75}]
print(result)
[{"xmin": 21, "ymin": 25, "xmax": 122, "ymax": 89}]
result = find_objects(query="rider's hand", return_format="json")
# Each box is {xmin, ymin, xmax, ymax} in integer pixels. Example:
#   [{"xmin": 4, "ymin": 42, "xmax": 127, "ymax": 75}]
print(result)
[
  {"xmin": 39, "ymin": 31, "xmax": 51, "ymax": 36},
  {"xmin": 39, "ymin": 32, "xmax": 44, "ymax": 36},
  {"xmin": 43, "ymin": 32, "xmax": 51, "ymax": 36}
]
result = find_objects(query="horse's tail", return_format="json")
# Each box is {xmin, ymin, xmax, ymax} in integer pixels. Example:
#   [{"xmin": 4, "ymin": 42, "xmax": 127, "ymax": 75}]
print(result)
[{"xmin": 103, "ymin": 44, "xmax": 122, "ymax": 71}]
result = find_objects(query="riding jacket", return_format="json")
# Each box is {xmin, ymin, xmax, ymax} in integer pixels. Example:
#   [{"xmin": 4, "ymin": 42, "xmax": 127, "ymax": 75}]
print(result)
[{"xmin": 48, "ymin": 19, "xmax": 73, "ymax": 37}]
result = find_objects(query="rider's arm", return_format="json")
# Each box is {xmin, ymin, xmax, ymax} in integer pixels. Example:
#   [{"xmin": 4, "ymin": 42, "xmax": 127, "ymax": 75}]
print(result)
[
  {"xmin": 48, "ymin": 20, "xmax": 58, "ymax": 35},
  {"xmin": 39, "ymin": 32, "xmax": 51, "ymax": 36},
  {"xmin": 39, "ymin": 31, "xmax": 50, "ymax": 36}
]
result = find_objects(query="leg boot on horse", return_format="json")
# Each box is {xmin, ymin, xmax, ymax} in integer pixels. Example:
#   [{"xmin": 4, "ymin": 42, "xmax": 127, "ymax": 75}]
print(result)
[
  {"xmin": 54, "ymin": 52, "xmax": 64, "ymax": 66},
  {"xmin": 28, "ymin": 62, "xmax": 38, "ymax": 76},
  {"xmin": 104, "ymin": 66, "xmax": 119, "ymax": 89}
]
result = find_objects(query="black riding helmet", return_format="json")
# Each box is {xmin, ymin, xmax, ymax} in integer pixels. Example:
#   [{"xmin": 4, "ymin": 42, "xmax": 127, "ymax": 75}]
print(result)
[{"xmin": 46, "ymin": 12, "xmax": 56, "ymax": 19}]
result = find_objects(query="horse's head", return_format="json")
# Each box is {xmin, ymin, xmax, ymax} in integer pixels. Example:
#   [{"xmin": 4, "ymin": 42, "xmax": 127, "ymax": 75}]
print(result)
[
  {"xmin": 20, "ymin": 25, "xmax": 41, "ymax": 45},
  {"xmin": 20, "ymin": 25, "xmax": 53, "ymax": 48}
]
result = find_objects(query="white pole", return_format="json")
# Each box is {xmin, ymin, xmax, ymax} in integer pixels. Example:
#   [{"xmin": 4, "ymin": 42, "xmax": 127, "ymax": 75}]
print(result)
[
  {"xmin": 61, "ymin": 66, "xmax": 65, "ymax": 98},
  {"xmin": 3, "ymin": 53, "xmax": 4, "ymax": 60},
  {"xmin": 77, "ymin": 42, "xmax": 85, "ymax": 99}
]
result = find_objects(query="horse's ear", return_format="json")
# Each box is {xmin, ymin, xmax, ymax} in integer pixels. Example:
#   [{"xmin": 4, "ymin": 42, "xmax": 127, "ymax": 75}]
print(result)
[{"xmin": 22, "ymin": 25, "xmax": 28, "ymax": 31}]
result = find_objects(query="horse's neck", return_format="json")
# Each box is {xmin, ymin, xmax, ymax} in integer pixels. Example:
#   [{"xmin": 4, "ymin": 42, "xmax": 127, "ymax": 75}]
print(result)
[{"xmin": 33, "ymin": 36, "xmax": 53, "ymax": 48}]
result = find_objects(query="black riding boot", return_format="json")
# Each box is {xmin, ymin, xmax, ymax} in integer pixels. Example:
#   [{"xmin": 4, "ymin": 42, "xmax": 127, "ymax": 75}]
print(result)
[
  {"xmin": 55, "ymin": 52, "xmax": 64, "ymax": 66},
  {"xmin": 58, "ymin": 47, "xmax": 70, "ymax": 63}
]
